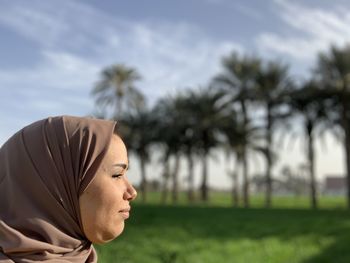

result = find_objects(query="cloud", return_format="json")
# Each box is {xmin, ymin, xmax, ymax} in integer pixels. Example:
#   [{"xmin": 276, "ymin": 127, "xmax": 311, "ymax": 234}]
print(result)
[
  {"xmin": 0, "ymin": 0, "xmax": 243, "ymax": 144},
  {"xmin": 256, "ymin": 0, "xmax": 350, "ymax": 65},
  {"xmin": 257, "ymin": 33, "xmax": 319, "ymax": 60},
  {"xmin": 0, "ymin": 0, "xmax": 243, "ymax": 93},
  {"xmin": 0, "ymin": 51, "xmax": 99, "ymax": 89},
  {"xmin": 108, "ymin": 21, "xmax": 241, "ymax": 100},
  {"xmin": 0, "ymin": 2, "xmax": 68, "ymax": 48}
]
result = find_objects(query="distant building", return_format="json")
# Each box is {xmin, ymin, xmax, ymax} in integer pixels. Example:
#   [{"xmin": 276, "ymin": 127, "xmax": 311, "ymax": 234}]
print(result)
[{"xmin": 324, "ymin": 176, "xmax": 347, "ymax": 195}]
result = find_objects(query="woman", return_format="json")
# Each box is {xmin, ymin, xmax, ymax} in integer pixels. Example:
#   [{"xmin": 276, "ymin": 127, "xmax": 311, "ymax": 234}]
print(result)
[{"xmin": 0, "ymin": 115, "xmax": 137, "ymax": 262}]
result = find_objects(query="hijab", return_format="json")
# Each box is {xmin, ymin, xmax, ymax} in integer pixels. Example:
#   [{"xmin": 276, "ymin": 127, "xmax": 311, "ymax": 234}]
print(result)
[{"xmin": 0, "ymin": 115, "xmax": 117, "ymax": 262}]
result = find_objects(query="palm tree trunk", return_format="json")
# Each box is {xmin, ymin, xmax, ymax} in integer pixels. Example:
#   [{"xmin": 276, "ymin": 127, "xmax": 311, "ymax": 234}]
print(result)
[
  {"xmin": 200, "ymin": 151, "xmax": 209, "ymax": 202},
  {"xmin": 232, "ymin": 155, "xmax": 239, "ymax": 207},
  {"xmin": 139, "ymin": 154, "xmax": 147, "ymax": 203},
  {"xmin": 172, "ymin": 153, "xmax": 180, "ymax": 204},
  {"xmin": 342, "ymin": 99, "xmax": 350, "ymax": 209},
  {"xmin": 345, "ymin": 129, "xmax": 350, "ymax": 209},
  {"xmin": 187, "ymin": 152, "xmax": 195, "ymax": 203},
  {"xmin": 307, "ymin": 121, "xmax": 317, "ymax": 209},
  {"xmin": 242, "ymin": 149, "xmax": 249, "ymax": 208},
  {"xmin": 161, "ymin": 157, "xmax": 170, "ymax": 205},
  {"xmin": 265, "ymin": 103, "xmax": 273, "ymax": 208},
  {"xmin": 116, "ymin": 93, "xmax": 123, "ymax": 119},
  {"xmin": 241, "ymin": 100, "xmax": 250, "ymax": 208}
]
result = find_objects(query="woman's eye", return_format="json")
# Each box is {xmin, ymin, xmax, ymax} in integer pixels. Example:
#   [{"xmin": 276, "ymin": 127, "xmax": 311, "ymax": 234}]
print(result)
[{"xmin": 112, "ymin": 174, "xmax": 123, "ymax": 179}]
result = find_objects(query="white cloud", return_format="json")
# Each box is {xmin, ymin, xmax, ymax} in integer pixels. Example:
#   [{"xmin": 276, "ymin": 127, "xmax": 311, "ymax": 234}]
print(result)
[
  {"xmin": 256, "ymin": 0, "xmax": 350, "ymax": 63},
  {"xmin": 0, "ymin": 2, "xmax": 68, "ymax": 47},
  {"xmin": 0, "ymin": 50, "xmax": 100, "ymax": 135},
  {"xmin": 0, "ymin": 0, "xmax": 243, "ymax": 98},
  {"xmin": 0, "ymin": 0, "xmax": 243, "ymax": 144},
  {"xmin": 257, "ymin": 33, "xmax": 319, "ymax": 60},
  {"xmin": 108, "ymin": 21, "xmax": 241, "ymax": 100},
  {"xmin": 0, "ymin": 51, "xmax": 99, "ymax": 89}
]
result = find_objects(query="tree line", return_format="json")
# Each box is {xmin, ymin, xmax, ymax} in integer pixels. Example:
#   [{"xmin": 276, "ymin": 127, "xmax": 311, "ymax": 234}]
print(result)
[{"xmin": 92, "ymin": 44, "xmax": 350, "ymax": 209}]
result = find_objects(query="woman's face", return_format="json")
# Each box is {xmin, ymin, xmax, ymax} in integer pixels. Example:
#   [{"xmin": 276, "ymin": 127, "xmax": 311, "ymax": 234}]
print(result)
[{"xmin": 79, "ymin": 134, "xmax": 137, "ymax": 244}]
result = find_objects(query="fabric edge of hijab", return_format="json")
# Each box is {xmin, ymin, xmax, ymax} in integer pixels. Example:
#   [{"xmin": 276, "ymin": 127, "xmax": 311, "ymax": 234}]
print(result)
[
  {"xmin": 0, "ymin": 115, "xmax": 117, "ymax": 263},
  {"xmin": 61, "ymin": 116, "xmax": 118, "ymax": 196}
]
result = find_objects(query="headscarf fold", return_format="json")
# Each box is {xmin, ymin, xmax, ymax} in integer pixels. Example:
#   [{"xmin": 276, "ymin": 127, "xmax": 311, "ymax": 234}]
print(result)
[{"xmin": 0, "ymin": 116, "xmax": 116, "ymax": 262}]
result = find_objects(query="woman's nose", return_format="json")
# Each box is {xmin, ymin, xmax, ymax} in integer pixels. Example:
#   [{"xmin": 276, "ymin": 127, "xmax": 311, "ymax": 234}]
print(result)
[{"xmin": 124, "ymin": 182, "xmax": 137, "ymax": 201}]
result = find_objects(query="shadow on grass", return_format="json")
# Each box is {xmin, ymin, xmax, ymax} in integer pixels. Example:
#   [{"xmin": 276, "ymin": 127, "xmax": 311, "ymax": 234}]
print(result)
[
  {"xmin": 301, "ymin": 235, "xmax": 350, "ymax": 263},
  {"xmin": 127, "ymin": 204, "xmax": 350, "ymax": 262}
]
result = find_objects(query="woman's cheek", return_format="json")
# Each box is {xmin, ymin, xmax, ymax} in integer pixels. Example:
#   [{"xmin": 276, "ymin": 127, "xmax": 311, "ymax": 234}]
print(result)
[{"xmin": 98, "ymin": 212, "xmax": 125, "ymax": 243}]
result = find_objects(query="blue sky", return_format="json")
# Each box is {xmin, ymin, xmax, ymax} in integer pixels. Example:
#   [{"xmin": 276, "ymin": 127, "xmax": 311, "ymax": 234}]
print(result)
[{"xmin": 1, "ymin": 0, "xmax": 350, "ymax": 188}]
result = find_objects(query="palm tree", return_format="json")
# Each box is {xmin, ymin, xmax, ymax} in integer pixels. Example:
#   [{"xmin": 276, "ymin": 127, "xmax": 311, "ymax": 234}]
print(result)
[
  {"xmin": 220, "ymin": 112, "xmax": 264, "ymax": 207},
  {"xmin": 187, "ymin": 87, "xmax": 229, "ymax": 202},
  {"xmin": 288, "ymin": 80, "xmax": 330, "ymax": 209},
  {"xmin": 92, "ymin": 64, "xmax": 144, "ymax": 118},
  {"xmin": 118, "ymin": 108, "xmax": 157, "ymax": 203},
  {"xmin": 214, "ymin": 52, "xmax": 261, "ymax": 207},
  {"xmin": 163, "ymin": 94, "xmax": 199, "ymax": 203},
  {"xmin": 254, "ymin": 61, "xmax": 293, "ymax": 207},
  {"xmin": 154, "ymin": 88, "xmax": 228, "ymax": 204},
  {"xmin": 153, "ymin": 96, "xmax": 186, "ymax": 204},
  {"xmin": 314, "ymin": 45, "xmax": 350, "ymax": 208}
]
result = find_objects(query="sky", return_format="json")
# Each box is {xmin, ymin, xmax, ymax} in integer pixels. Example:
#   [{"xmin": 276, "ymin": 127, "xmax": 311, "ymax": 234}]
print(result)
[{"xmin": 1, "ymin": 0, "xmax": 350, "ymax": 189}]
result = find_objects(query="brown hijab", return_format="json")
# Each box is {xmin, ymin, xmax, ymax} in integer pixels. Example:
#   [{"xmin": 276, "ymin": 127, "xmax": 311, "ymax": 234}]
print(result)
[{"xmin": 0, "ymin": 115, "xmax": 116, "ymax": 262}]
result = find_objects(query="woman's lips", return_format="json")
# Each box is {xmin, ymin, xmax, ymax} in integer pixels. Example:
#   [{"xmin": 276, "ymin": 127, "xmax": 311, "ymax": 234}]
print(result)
[
  {"xmin": 119, "ymin": 211, "xmax": 129, "ymax": 219},
  {"xmin": 119, "ymin": 207, "xmax": 130, "ymax": 219}
]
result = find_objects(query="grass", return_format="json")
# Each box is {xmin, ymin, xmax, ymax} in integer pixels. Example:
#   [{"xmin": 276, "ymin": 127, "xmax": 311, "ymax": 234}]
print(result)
[
  {"xmin": 133, "ymin": 191, "xmax": 347, "ymax": 209},
  {"xmin": 95, "ymin": 193, "xmax": 350, "ymax": 263}
]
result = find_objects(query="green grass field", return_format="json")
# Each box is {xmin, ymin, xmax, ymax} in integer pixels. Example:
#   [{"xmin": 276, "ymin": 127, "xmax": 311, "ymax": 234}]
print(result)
[
  {"xmin": 95, "ymin": 193, "xmax": 350, "ymax": 263},
  {"xmin": 133, "ymin": 191, "xmax": 347, "ymax": 209}
]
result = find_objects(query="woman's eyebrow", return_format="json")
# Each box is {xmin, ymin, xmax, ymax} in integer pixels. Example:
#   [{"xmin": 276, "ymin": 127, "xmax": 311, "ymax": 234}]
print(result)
[{"xmin": 113, "ymin": 163, "xmax": 129, "ymax": 170}]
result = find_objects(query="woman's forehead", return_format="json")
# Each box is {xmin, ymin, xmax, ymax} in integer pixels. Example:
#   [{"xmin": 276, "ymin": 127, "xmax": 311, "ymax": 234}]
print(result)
[{"xmin": 105, "ymin": 135, "xmax": 128, "ymax": 165}]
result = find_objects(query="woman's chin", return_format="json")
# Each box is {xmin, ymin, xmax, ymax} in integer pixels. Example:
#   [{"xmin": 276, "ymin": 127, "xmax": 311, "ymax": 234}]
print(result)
[{"xmin": 93, "ymin": 222, "xmax": 125, "ymax": 244}]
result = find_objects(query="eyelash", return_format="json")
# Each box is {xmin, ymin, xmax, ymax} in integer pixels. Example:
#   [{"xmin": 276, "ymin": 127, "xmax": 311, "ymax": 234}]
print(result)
[{"xmin": 112, "ymin": 174, "xmax": 123, "ymax": 179}]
